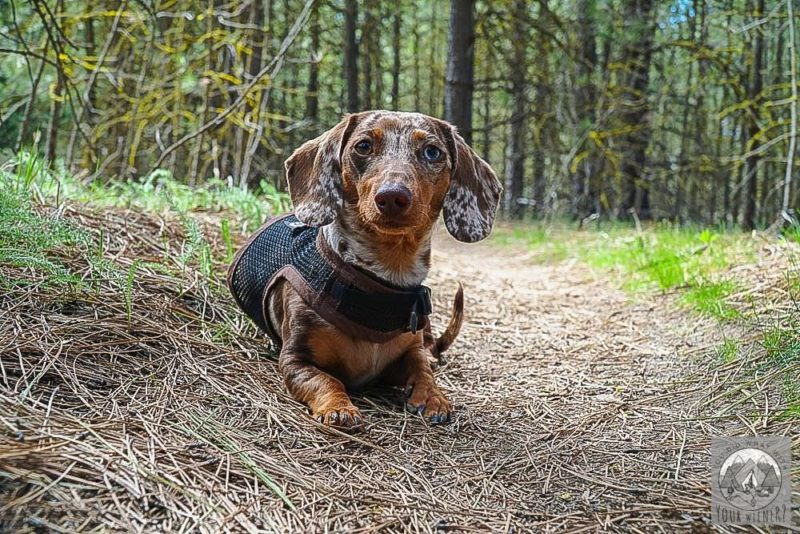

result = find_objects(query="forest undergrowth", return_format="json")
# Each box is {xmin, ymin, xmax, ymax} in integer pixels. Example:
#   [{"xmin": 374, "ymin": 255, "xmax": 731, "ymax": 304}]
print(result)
[{"xmin": 1, "ymin": 155, "xmax": 798, "ymax": 531}]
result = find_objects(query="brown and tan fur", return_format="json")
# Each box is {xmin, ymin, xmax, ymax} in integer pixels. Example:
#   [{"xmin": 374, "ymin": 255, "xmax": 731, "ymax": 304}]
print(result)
[{"xmin": 269, "ymin": 111, "xmax": 501, "ymax": 430}]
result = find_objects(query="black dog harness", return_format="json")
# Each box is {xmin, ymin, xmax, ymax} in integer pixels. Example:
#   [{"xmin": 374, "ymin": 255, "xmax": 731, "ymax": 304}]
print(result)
[{"xmin": 227, "ymin": 214, "xmax": 432, "ymax": 346}]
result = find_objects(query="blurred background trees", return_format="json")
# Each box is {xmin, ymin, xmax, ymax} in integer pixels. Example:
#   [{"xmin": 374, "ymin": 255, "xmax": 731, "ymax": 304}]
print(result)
[{"xmin": 0, "ymin": 0, "xmax": 797, "ymax": 227}]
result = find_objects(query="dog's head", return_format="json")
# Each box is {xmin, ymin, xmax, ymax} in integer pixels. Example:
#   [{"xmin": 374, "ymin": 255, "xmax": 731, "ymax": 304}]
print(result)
[{"xmin": 285, "ymin": 111, "xmax": 502, "ymax": 243}]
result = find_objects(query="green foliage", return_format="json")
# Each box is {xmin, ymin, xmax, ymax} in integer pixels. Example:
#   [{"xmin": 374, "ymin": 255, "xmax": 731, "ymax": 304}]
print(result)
[
  {"xmin": 0, "ymin": 158, "xmax": 88, "ymax": 288},
  {"xmin": 0, "ymin": 154, "xmax": 254, "ymax": 305},
  {"xmin": 682, "ymin": 281, "xmax": 739, "ymax": 320},
  {"xmin": 48, "ymin": 169, "xmax": 288, "ymax": 232},
  {"xmin": 575, "ymin": 226, "xmax": 746, "ymax": 301},
  {"xmin": 716, "ymin": 339, "xmax": 739, "ymax": 363},
  {"xmin": 492, "ymin": 222, "xmax": 756, "ymax": 320},
  {"xmin": 489, "ymin": 225, "xmax": 570, "ymax": 262},
  {"xmin": 220, "ymin": 218, "xmax": 234, "ymax": 263},
  {"xmin": 757, "ymin": 320, "xmax": 800, "ymax": 419},
  {"xmin": 124, "ymin": 259, "xmax": 141, "ymax": 328},
  {"xmin": 178, "ymin": 216, "xmax": 214, "ymax": 280},
  {"xmin": 16, "ymin": 150, "xmax": 46, "ymax": 191},
  {"xmin": 1, "ymin": 0, "xmax": 794, "ymax": 227},
  {"xmin": 761, "ymin": 324, "xmax": 800, "ymax": 368},
  {"xmin": 782, "ymin": 223, "xmax": 800, "ymax": 245}
]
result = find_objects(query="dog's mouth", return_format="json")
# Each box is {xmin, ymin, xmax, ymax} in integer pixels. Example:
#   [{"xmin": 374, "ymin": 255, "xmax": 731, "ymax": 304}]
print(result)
[
  {"xmin": 358, "ymin": 211, "xmax": 418, "ymax": 236},
  {"xmin": 369, "ymin": 218, "xmax": 414, "ymax": 235},
  {"xmin": 355, "ymin": 197, "xmax": 431, "ymax": 237}
]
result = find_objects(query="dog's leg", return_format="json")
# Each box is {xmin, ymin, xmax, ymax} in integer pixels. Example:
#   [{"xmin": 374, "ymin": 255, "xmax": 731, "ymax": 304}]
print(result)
[
  {"xmin": 278, "ymin": 348, "xmax": 364, "ymax": 428},
  {"xmin": 272, "ymin": 286, "xmax": 363, "ymax": 429},
  {"xmin": 382, "ymin": 346, "xmax": 452, "ymax": 424}
]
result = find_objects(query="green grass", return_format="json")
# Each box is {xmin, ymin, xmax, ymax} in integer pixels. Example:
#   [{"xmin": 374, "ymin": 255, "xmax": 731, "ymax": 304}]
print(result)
[
  {"xmin": 492, "ymin": 221, "xmax": 751, "ymax": 319},
  {"xmin": 13, "ymin": 153, "xmax": 289, "ymax": 232},
  {"xmin": 758, "ymin": 322, "xmax": 800, "ymax": 418},
  {"xmin": 124, "ymin": 259, "xmax": 140, "ymax": 327},
  {"xmin": 782, "ymin": 222, "xmax": 800, "ymax": 245},
  {"xmin": 68, "ymin": 169, "xmax": 289, "ymax": 232},
  {"xmin": 0, "ymin": 151, "xmax": 288, "ymax": 322},
  {"xmin": 716, "ymin": 339, "xmax": 740, "ymax": 363},
  {"xmin": 580, "ymin": 226, "xmax": 739, "ymax": 292},
  {"xmin": 682, "ymin": 280, "xmax": 740, "ymax": 320},
  {"xmin": 2, "ymin": 151, "xmax": 288, "ymax": 290},
  {"xmin": 489, "ymin": 226, "xmax": 570, "ymax": 262},
  {"xmin": 0, "ymin": 155, "xmax": 89, "ymax": 288},
  {"xmin": 762, "ymin": 323, "xmax": 800, "ymax": 368}
]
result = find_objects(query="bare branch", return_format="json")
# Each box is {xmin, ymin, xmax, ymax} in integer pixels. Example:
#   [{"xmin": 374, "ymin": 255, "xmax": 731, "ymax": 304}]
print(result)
[{"xmin": 150, "ymin": 0, "xmax": 316, "ymax": 173}]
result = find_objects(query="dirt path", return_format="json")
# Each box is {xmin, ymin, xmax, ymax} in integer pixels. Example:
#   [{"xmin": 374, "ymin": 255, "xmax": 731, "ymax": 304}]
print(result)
[
  {"xmin": 5, "ymin": 216, "xmax": 778, "ymax": 532},
  {"xmin": 413, "ymin": 234, "xmax": 716, "ymax": 531}
]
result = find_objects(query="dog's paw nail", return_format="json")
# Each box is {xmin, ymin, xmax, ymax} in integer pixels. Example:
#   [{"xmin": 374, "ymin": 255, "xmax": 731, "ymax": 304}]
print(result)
[
  {"xmin": 405, "ymin": 403, "xmax": 425, "ymax": 415},
  {"xmin": 316, "ymin": 407, "xmax": 364, "ymax": 430},
  {"xmin": 429, "ymin": 412, "xmax": 452, "ymax": 424},
  {"xmin": 429, "ymin": 411, "xmax": 452, "ymax": 424}
]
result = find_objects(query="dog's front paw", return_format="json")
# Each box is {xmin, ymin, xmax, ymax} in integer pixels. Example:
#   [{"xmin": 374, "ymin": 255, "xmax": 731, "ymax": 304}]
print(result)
[
  {"xmin": 405, "ymin": 387, "xmax": 453, "ymax": 424},
  {"xmin": 313, "ymin": 404, "xmax": 364, "ymax": 431}
]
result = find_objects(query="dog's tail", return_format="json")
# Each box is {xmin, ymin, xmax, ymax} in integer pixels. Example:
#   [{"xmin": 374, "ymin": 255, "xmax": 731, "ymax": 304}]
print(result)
[{"xmin": 425, "ymin": 283, "xmax": 464, "ymax": 361}]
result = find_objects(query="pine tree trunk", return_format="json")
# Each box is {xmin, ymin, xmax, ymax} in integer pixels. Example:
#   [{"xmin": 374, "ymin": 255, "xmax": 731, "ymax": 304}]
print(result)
[
  {"xmin": 344, "ymin": 0, "xmax": 359, "ymax": 112},
  {"xmin": 412, "ymin": 5, "xmax": 421, "ymax": 110},
  {"xmin": 572, "ymin": 0, "xmax": 598, "ymax": 219},
  {"xmin": 444, "ymin": 0, "xmax": 475, "ymax": 144},
  {"xmin": 391, "ymin": 0, "xmax": 401, "ymax": 110},
  {"xmin": 428, "ymin": 4, "xmax": 439, "ymax": 114},
  {"xmin": 45, "ymin": 70, "xmax": 64, "ymax": 164},
  {"xmin": 618, "ymin": 0, "xmax": 655, "ymax": 219},
  {"xmin": 504, "ymin": 0, "xmax": 527, "ymax": 219},
  {"xmin": 691, "ymin": 0, "xmax": 708, "ymax": 223},
  {"xmin": 307, "ymin": 1, "xmax": 320, "ymax": 122},
  {"xmin": 362, "ymin": 3, "xmax": 373, "ymax": 110},
  {"xmin": 741, "ymin": 0, "xmax": 765, "ymax": 231},
  {"xmin": 782, "ymin": 0, "xmax": 798, "ymax": 216},
  {"xmin": 481, "ymin": 56, "xmax": 493, "ymax": 162}
]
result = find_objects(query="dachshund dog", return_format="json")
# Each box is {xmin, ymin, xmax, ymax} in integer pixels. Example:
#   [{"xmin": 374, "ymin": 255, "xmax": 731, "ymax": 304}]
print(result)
[{"xmin": 252, "ymin": 111, "xmax": 500, "ymax": 429}]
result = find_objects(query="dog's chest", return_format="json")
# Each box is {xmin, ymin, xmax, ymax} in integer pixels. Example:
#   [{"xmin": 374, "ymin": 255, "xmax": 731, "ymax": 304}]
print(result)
[
  {"xmin": 307, "ymin": 328, "xmax": 416, "ymax": 388},
  {"xmin": 350, "ymin": 340, "xmax": 400, "ymax": 387}
]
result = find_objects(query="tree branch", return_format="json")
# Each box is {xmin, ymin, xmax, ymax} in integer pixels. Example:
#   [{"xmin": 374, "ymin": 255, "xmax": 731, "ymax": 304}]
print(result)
[{"xmin": 150, "ymin": 0, "xmax": 315, "ymax": 173}]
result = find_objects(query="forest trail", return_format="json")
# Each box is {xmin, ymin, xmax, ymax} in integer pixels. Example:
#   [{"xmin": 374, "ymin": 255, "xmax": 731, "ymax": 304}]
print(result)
[
  {"xmin": 3, "ymin": 211, "xmax": 773, "ymax": 533},
  {"xmin": 413, "ymin": 231, "xmax": 716, "ymax": 531}
]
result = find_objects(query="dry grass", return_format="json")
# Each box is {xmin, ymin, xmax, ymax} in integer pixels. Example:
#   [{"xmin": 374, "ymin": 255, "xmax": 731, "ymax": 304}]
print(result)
[{"xmin": 1, "ymin": 199, "xmax": 798, "ymax": 532}]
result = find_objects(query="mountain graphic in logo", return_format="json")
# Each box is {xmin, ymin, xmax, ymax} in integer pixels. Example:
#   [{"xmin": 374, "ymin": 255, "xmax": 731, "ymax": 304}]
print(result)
[{"xmin": 719, "ymin": 448, "xmax": 782, "ymax": 510}]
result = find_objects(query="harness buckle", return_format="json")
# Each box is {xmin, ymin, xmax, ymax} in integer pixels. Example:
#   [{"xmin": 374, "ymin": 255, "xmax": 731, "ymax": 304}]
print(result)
[
  {"xmin": 409, "ymin": 311, "xmax": 419, "ymax": 334},
  {"xmin": 408, "ymin": 286, "xmax": 432, "ymax": 334}
]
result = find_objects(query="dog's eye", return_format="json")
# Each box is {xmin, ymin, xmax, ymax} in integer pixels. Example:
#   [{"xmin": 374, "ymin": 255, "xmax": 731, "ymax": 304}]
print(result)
[
  {"xmin": 354, "ymin": 140, "xmax": 372, "ymax": 155},
  {"xmin": 422, "ymin": 145, "xmax": 443, "ymax": 163}
]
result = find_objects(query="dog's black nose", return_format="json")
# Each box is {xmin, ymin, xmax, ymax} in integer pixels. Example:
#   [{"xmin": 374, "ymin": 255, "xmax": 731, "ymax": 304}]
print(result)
[{"xmin": 375, "ymin": 183, "xmax": 412, "ymax": 218}]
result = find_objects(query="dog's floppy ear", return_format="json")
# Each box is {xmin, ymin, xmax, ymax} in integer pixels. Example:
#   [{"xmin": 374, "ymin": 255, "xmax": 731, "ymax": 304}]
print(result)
[
  {"xmin": 285, "ymin": 113, "xmax": 361, "ymax": 226},
  {"xmin": 438, "ymin": 124, "xmax": 502, "ymax": 243}
]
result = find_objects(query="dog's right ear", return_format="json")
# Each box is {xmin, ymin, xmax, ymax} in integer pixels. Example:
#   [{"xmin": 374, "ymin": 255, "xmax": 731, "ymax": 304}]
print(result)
[
  {"xmin": 436, "ymin": 124, "xmax": 502, "ymax": 243},
  {"xmin": 285, "ymin": 113, "xmax": 362, "ymax": 227}
]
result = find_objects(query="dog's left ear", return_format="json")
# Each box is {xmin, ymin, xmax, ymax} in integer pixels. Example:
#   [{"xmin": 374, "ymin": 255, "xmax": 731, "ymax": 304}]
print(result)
[
  {"xmin": 437, "ymin": 124, "xmax": 502, "ymax": 243},
  {"xmin": 285, "ymin": 113, "xmax": 362, "ymax": 227}
]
